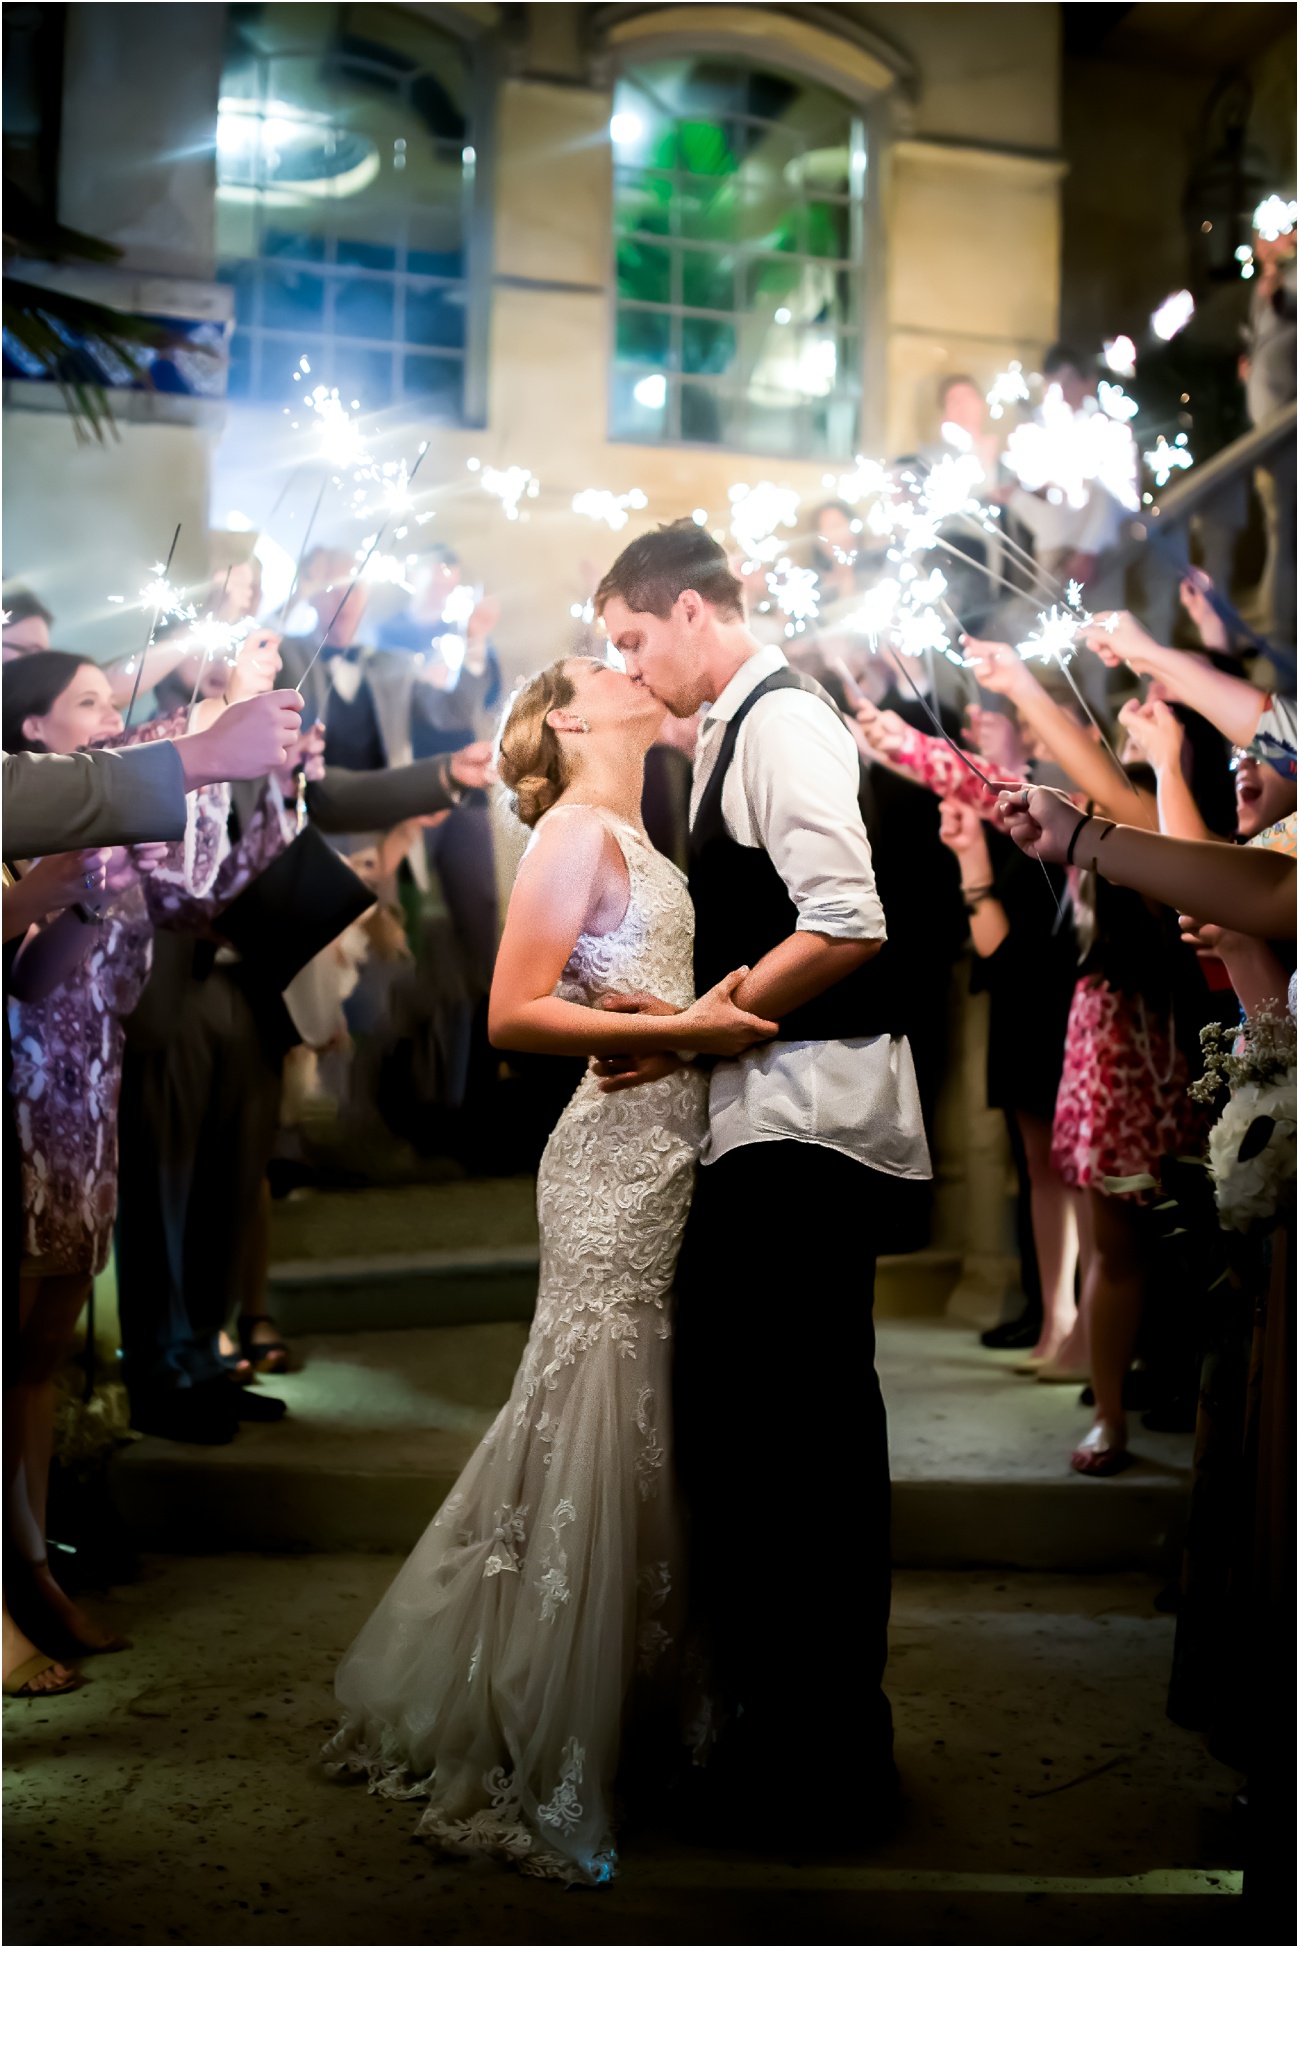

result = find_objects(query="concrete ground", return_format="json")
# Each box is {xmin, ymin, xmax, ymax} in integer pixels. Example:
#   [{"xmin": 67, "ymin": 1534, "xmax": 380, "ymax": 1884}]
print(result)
[{"xmin": 4, "ymin": 1555, "xmax": 1242, "ymax": 1946}]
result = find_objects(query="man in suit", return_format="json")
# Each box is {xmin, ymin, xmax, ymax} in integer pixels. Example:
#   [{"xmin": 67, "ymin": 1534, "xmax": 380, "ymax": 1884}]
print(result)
[{"xmin": 2, "ymin": 691, "xmax": 304, "ymax": 859}]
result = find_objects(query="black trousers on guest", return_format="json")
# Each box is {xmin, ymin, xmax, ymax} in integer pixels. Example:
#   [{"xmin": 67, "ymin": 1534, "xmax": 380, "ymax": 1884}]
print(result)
[
  {"xmin": 116, "ymin": 961, "xmax": 282, "ymax": 1398},
  {"xmin": 672, "ymin": 1139, "xmax": 897, "ymax": 1803}
]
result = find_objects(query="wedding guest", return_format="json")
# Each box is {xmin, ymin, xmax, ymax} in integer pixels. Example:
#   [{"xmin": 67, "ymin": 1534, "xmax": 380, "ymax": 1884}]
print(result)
[
  {"xmin": 966, "ymin": 639, "xmax": 1237, "ymax": 1475},
  {"xmin": 3, "ymin": 649, "xmax": 227, "ymax": 1666},
  {"xmin": 2, "ymin": 589, "xmax": 53, "ymax": 661}
]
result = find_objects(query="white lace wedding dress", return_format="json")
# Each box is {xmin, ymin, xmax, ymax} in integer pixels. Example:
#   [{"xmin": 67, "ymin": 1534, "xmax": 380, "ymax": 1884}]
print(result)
[{"xmin": 322, "ymin": 807, "xmax": 708, "ymax": 1884}]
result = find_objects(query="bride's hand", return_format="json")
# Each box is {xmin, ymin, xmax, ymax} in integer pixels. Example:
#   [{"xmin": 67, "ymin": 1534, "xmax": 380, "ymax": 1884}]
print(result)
[
  {"xmin": 596, "ymin": 989, "xmax": 680, "ymax": 1018},
  {"xmin": 675, "ymin": 969, "xmax": 779, "ymax": 1055}
]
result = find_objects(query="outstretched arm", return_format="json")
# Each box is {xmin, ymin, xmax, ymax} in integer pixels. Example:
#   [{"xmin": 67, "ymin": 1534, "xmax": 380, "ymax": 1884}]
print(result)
[
  {"xmin": 966, "ymin": 640, "xmax": 1156, "ymax": 829},
  {"xmin": 1083, "ymin": 611, "xmax": 1264, "ymax": 747},
  {"xmin": 997, "ymin": 784, "xmax": 1297, "ymax": 937}
]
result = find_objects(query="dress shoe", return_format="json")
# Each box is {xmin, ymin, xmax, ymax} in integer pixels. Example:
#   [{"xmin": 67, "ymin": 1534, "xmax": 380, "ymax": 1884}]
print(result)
[
  {"xmin": 227, "ymin": 1382, "xmax": 287, "ymax": 1423},
  {"xmin": 979, "ymin": 1314, "xmax": 1042, "ymax": 1351},
  {"xmin": 130, "ymin": 1383, "xmax": 239, "ymax": 1446}
]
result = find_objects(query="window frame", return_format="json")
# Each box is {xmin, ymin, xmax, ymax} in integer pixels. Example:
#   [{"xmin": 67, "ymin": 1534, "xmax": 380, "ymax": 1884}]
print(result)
[
  {"xmin": 606, "ymin": 56, "xmax": 883, "ymax": 460},
  {"xmin": 217, "ymin": 5, "xmax": 496, "ymax": 427}
]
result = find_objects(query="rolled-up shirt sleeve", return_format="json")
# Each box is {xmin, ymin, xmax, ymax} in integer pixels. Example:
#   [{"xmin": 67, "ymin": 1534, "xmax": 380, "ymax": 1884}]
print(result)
[{"xmin": 737, "ymin": 693, "xmax": 887, "ymax": 942}]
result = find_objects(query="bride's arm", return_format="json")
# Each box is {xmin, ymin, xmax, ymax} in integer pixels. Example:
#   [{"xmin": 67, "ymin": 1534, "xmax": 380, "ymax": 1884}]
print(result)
[{"xmin": 488, "ymin": 808, "xmax": 777, "ymax": 1058}]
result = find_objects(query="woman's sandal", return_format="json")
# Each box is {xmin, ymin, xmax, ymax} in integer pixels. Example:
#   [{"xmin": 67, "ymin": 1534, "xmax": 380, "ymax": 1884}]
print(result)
[
  {"xmin": 1071, "ymin": 1423, "xmax": 1131, "ymax": 1478},
  {"xmin": 3, "ymin": 1653, "xmax": 84, "ymax": 1698},
  {"xmin": 237, "ymin": 1315, "xmax": 295, "ymax": 1375}
]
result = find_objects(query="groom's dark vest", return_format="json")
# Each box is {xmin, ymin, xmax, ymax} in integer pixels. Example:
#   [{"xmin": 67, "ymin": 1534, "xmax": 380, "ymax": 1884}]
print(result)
[{"xmin": 688, "ymin": 669, "xmax": 908, "ymax": 1043}]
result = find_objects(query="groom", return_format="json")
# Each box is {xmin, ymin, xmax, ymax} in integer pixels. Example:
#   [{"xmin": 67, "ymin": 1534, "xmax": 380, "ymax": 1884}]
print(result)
[{"xmin": 596, "ymin": 524, "xmax": 930, "ymax": 1847}]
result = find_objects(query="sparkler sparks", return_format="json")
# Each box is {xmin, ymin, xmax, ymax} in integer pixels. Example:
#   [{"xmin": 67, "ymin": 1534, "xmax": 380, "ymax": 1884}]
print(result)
[
  {"xmin": 303, "ymin": 383, "xmax": 368, "ymax": 470},
  {"xmin": 1016, "ymin": 605, "xmax": 1092, "ymax": 667},
  {"xmin": 838, "ymin": 579, "xmax": 900, "ymax": 650},
  {"xmin": 571, "ymin": 487, "xmax": 649, "ymax": 532},
  {"xmin": 1004, "ymin": 382, "xmax": 1140, "ymax": 513},
  {"xmin": 481, "ymin": 465, "xmax": 539, "ymax": 520},
  {"xmin": 1103, "ymin": 335, "xmax": 1137, "ymax": 378},
  {"xmin": 986, "ymin": 361, "xmax": 1031, "ymax": 419},
  {"xmin": 1252, "ymin": 194, "xmax": 1297, "ymax": 242},
  {"xmin": 728, "ymin": 480, "xmax": 800, "ymax": 563},
  {"xmin": 765, "ymin": 559, "xmax": 820, "ymax": 634},
  {"xmin": 821, "ymin": 456, "xmax": 888, "ymax": 506},
  {"xmin": 1151, "ymin": 290, "xmax": 1194, "ymax": 341},
  {"xmin": 1096, "ymin": 380, "xmax": 1139, "ymax": 423},
  {"xmin": 894, "ymin": 606, "xmax": 952, "ymax": 660},
  {"xmin": 917, "ymin": 452, "xmax": 986, "ymax": 524},
  {"xmin": 1144, "ymin": 434, "xmax": 1194, "ymax": 488},
  {"xmin": 136, "ymin": 567, "xmax": 196, "ymax": 627},
  {"xmin": 188, "ymin": 613, "xmax": 251, "ymax": 662}
]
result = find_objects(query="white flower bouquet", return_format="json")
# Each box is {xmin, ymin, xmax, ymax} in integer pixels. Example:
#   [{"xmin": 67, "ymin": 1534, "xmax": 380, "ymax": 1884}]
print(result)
[{"xmin": 1192, "ymin": 1005, "xmax": 1297, "ymax": 1233}]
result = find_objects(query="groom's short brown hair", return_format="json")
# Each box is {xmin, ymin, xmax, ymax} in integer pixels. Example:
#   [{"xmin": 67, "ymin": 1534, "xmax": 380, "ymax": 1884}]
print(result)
[{"xmin": 595, "ymin": 520, "xmax": 744, "ymax": 622}]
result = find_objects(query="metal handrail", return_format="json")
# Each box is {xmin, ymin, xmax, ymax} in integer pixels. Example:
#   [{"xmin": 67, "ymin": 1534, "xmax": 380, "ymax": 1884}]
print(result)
[{"xmin": 1140, "ymin": 400, "xmax": 1296, "ymax": 531}]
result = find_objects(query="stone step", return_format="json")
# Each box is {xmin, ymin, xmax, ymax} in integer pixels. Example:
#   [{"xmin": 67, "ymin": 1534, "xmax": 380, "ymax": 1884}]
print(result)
[
  {"xmin": 267, "ymin": 1243, "xmax": 964, "ymax": 1334},
  {"xmin": 109, "ymin": 1321, "xmax": 1191, "ymax": 1572}
]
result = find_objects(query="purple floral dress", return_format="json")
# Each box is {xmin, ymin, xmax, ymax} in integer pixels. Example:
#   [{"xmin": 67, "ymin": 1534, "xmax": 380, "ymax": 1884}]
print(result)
[{"xmin": 6, "ymin": 710, "xmax": 283, "ymax": 1277}]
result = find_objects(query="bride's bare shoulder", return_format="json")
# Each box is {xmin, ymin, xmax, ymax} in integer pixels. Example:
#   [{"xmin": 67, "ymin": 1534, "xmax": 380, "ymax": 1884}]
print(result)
[{"xmin": 519, "ymin": 803, "xmax": 616, "ymax": 878}]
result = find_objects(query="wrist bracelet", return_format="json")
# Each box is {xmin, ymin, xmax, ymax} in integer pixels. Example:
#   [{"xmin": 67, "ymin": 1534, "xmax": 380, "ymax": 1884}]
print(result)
[
  {"xmin": 962, "ymin": 884, "xmax": 994, "ymax": 905},
  {"xmin": 1064, "ymin": 813, "xmax": 1090, "ymax": 867}
]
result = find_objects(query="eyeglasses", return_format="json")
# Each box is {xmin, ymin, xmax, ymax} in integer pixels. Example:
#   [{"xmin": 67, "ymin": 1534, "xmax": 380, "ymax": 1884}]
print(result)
[{"xmin": 1229, "ymin": 748, "xmax": 1261, "ymax": 772}]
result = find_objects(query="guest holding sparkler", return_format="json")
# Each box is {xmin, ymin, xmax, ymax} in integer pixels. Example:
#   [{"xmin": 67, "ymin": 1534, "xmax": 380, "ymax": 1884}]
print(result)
[
  {"xmin": 2, "ymin": 649, "xmax": 228, "ymax": 1674},
  {"xmin": 966, "ymin": 640, "xmax": 1236, "ymax": 1472}
]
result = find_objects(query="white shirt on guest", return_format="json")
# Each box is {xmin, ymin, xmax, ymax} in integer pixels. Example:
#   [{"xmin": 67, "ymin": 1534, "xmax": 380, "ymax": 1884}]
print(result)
[{"xmin": 689, "ymin": 644, "xmax": 931, "ymax": 1180}]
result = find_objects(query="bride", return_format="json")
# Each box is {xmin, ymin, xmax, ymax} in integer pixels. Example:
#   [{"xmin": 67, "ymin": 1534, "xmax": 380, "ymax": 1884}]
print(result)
[{"xmin": 322, "ymin": 654, "xmax": 775, "ymax": 1883}]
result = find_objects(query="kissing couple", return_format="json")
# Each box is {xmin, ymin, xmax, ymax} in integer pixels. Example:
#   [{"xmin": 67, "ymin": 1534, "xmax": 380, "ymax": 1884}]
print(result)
[{"xmin": 323, "ymin": 522, "xmax": 930, "ymax": 1881}]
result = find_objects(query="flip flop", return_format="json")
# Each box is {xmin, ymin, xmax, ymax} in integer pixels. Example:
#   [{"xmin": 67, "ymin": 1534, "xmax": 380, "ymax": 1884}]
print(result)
[
  {"xmin": 237, "ymin": 1316, "xmax": 296, "ymax": 1375},
  {"xmin": 3, "ymin": 1654, "xmax": 84, "ymax": 1698},
  {"xmin": 1071, "ymin": 1423, "xmax": 1130, "ymax": 1478}
]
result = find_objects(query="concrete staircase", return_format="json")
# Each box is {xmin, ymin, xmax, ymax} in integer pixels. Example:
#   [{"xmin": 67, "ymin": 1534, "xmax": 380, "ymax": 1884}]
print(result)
[{"xmin": 109, "ymin": 1179, "xmax": 1192, "ymax": 1571}]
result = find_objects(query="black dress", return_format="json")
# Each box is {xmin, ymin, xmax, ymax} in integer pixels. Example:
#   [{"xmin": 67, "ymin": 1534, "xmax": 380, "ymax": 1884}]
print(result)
[{"xmin": 970, "ymin": 827, "xmax": 1078, "ymax": 1124}]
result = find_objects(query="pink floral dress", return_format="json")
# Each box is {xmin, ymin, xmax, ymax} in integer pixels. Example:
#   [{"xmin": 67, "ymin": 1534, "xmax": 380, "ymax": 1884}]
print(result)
[{"xmin": 7, "ymin": 710, "xmax": 236, "ymax": 1277}]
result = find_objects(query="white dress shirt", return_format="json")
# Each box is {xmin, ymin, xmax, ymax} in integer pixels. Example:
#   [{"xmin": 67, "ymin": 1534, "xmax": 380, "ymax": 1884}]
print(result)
[{"xmin": 690, "ymin": 645, "xmax": 931, "ymax": 1179}]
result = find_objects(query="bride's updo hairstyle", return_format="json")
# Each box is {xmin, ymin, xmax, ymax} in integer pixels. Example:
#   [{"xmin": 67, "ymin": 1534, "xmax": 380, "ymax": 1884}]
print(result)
[{"xmin": 496, "ymin": 658, "xmax": 578, "ymax": 828}]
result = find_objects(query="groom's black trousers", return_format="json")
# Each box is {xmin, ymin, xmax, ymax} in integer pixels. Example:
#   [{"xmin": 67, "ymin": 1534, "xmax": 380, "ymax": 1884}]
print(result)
[{"xmin": 672, "ymin": 1139, "xmax": 896, "ymax": 1794}]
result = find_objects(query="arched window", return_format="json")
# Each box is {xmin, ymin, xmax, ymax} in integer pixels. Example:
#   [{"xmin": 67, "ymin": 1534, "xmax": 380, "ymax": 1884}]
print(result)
[
  {"xmin": 216, "ymin": 2, "xmax": 489, "ymax": 422},
  {"xmin": 610, "ymin": 56, "xmax": 867, "ymax": 457}
]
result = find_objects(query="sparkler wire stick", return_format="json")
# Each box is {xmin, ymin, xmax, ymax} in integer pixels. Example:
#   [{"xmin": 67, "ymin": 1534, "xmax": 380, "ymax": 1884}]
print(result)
[
  {"xmin": 187, "ymin": 566, "xmax": 234, "ymax": 715},
  {"xmin": 296, "ymin": 440, "xmax": 432, "ymax": 696},
  {"xmin": 958, "ymin": 513, "xmax": 1067, "ymax": 605},
  {"xmin": 124, "ymin": 522, "xmax": 182, "ymax": 730},
  {"xmin": 884, "ymin": 647, "xmax": 1066, "ymax": 922},
  {"xmin": 1054, "ymin": 654, "xmax": 1143, "ymax": 799},
  {"xmin": 278, "ymin": 477, "xmax": 329, "ymax": 631}
]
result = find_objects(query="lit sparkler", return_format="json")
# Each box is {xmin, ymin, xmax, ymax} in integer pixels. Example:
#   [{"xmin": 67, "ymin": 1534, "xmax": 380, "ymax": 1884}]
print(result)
[
  {"xmin": 304, "ymin": 383, "xmax": 368, "ymax": 471},
  {"xmin": 986, "ymin": 361, "xmax": 1031, "ymax": 420},
  {"xmin": 1144, "ymin": 435, "xmax": 1194, "ymax": 488},
  {"xmin": 917, "ymin": 452, "xmax": 986, "ymax": 524},
  {"xmin": 480, "ymin": 465, "xmax": 539, "ymax": 520},
  {"xmin": 765, "ymin": 559, "xmax": 820, "ymax": 635},
  {"xmin": 1096, "ymin": 380, "xmax": 1139, "ymax": 423},
  {"xmin": 1016, "ymin": 605, "xmax": 1093, "ymax": 667},
  {"xmin": 124, "ymin": 523, "xmax": 184, "ymax": 728},
  {"xmin": 728, "ymin": 480, "xmax": 800, "ymax": 563},
  {"xmin": 838, "ymin": 580, "xmax": 901, "ymax": 650},
  {"xmin": 1103, "ymin": 336, "xmax": 1137, "ymax": 378},
  {"xmin": 1252, "ymin": 194, "xmax": 1297, "ymax": 242},
  {"xmin": 1004, "ymin": 382, "xmax": 1140, "ymax": 513},
  {"xmin": 1151, "ymin": 290, "xmax": 1194, "ymax": 341},
  {"xmin": 571, "ymin": 487, "xmax": 649, "ymax": 532}
]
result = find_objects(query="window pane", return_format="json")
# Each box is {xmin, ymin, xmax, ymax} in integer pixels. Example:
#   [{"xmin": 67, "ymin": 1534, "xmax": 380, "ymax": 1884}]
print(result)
[
  {"xmin": 337, "ymin": 240, "xmax": 397, "ymax": 272},
  {"xmin": 262, "ymin": 264, "xmax": 325, "ymax": 334},
  {"xmin": 610, "ymin": 368, "xmax": 668, "ymax": 442},
  {"xmin": 258, "ymin": 336, "xmax": 310, "ymax": 402},
  {"xmin": 227, "ymin": 327, "xmax": 252, "ymax": 400},
  {"xmin": 680, "ymin": 381, "xmax": 725, "ymax": 444},
  {"xmin": 681, "ymin": 248, "xmax": 734, "ymax": 311},
  {"xmin": 617, "ymin": 237, "xmax": 671, "ymax": 305},
  {"xmin": 333, "ymin": 276, "xmax": 396, "ymax": 341},
  {"xmin": 262, "ymin": 230, "xmax": 326, "ymax": 263},
  {"xmin": 616, "ymin": 308, "xmax": 671, "ymax": 366},
  {"xmin": 678, "ymin": 174, "xmax": 740, "ymax": 244},
  {"xmin": 615, "ymin": 170, "xmax": 672, "ymax": 239},
  {"xmin": 406, "ymin": 246, "xmax": 464, "ymax": 278},
  {"xmin": 402, "ymin": 352, "xmax": 463, "ymax": 413},
  {"xmin": 404, "ymin": 283, "xmax": 465, "ymax": 350},
  {"xmin": 334, "ymin": 345, "xmax": 397, "ymax": 410},
  {"xmin": 217, "ymin": 260, "xmax": 259, "ymax": 328},
  {"xmin": 682, "ymin": 317, "xmax": 734, "ymax": 375}
]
